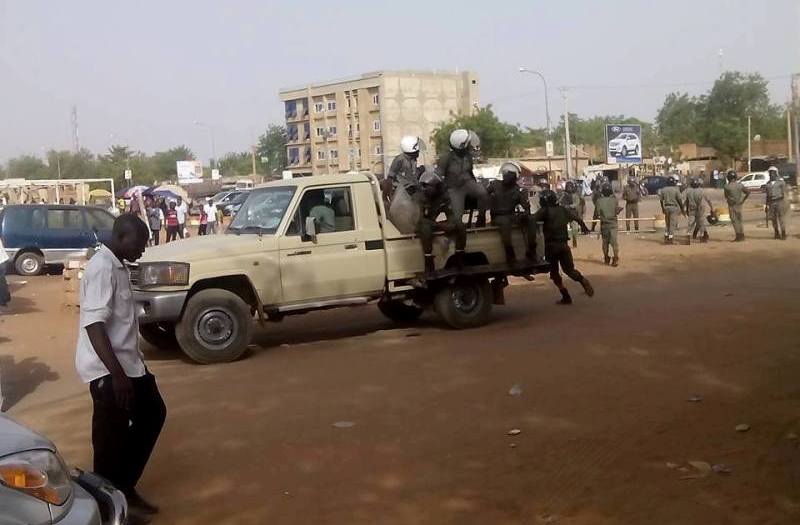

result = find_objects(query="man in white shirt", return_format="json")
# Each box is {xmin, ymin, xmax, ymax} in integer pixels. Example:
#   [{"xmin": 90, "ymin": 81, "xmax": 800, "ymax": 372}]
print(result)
[
  {"xmin": 175, "ymin": 197, "xmax": 188, "ymax": 239},
  {"xmin": 76, "ymin": 214, "xmax": 165, "ymax": 517},
  {"xmin": 203, "ymin": 198, "xmax": 218, "ymax": 234}
]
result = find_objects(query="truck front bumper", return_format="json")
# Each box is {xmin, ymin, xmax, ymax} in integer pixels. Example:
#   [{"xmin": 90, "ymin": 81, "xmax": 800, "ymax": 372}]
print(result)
[{"xmin": 134, "ymin": 289, "xmax": 188, "ymax": 324}]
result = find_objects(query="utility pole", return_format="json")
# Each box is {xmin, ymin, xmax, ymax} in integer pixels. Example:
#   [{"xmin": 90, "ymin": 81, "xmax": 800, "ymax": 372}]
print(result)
[
  {"xmin": 561, "ymin": 88, "xmax": 572, "ymax": 180},
  {"xmin": 787, "ymin": 109, "xmax": 793, "ymax": 162},
  {"xmin": 747, "ymin": 115, "xmax": 752, "ymax": 172},
  {"xmin": 251, "ymin": 144, "xmax": 257, "ymax": 177},
  {"xmin": 519, "ymin": 68, "xmax": 553, "ymax": 173},
  {"xmin": 71, "ymin": 106, "xmax": 80, "ymax": 153}
]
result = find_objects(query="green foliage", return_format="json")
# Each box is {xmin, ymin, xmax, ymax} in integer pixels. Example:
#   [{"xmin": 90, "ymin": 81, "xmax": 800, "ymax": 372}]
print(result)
[
  {"xmin": 256, "ymin": 125, "xmax": 288, "ymax": 177},
  {"xmin": 550, "ymin": 114, "xmax": 655, "ymax": 158},
  {"xmin": 432, "ymin": 106, "xmax": 525, "ymax": 158},
  {"xmin": 7, "ymin": 155, "xmax": 48, "ymax": 179},
  {"xmin": 655, "ymin": 93, "xmax": 700, "ymax": 148},
  {"xmin": 218, "ymin": 151, "xmax": 253, "ymax": 178}
]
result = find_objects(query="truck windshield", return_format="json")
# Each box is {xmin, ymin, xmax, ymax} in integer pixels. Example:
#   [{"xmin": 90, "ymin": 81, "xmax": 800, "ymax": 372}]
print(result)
[{"xmin": 227, "ymin": 187, "xmax": 296, "ymax": 235}]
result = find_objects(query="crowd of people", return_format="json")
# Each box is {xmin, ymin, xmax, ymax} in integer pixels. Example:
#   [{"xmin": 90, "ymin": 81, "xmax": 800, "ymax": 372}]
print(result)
[{"xmin": 119, "ymin": 194, "xmax": 222, "ymax": 246}]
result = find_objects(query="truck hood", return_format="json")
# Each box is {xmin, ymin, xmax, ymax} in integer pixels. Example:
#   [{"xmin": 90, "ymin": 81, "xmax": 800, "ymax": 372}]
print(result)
[{"xmin": 139, "ymin": 233, "xmax": 278, "ymax": 264}]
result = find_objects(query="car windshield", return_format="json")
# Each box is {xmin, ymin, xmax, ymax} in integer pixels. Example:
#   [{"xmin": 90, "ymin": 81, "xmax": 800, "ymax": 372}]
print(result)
[{"xmin": 227, "ymin": 187, "xmax": 295, "ymax": 234}]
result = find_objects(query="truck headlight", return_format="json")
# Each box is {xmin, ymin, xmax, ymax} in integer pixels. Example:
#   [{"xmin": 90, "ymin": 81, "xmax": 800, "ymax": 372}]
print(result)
[
  {"xmin": 0, "ymin": 450, "xmax": 72, "ymax": 505},
  {"xmin": 139, "ymin": 262, "xmax": 190, "ymax": 287}
]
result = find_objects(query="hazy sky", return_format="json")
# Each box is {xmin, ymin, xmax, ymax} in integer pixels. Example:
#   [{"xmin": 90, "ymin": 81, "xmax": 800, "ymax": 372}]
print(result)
[{"xmin": 1, "ymin": 0, "xmax": 798, "ymax": 164}]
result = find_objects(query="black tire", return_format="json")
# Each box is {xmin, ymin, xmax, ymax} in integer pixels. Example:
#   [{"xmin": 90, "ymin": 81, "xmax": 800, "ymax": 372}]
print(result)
[
  {"xmin": 176, "ymin": 289, "xmax": 253, "ymax": 364},
  {"xmin": 621, "ymin": 146, "xmax": 628, "ymax": 157},
  {"xmin": 434, "ymin": 278, "xmax": 492, "ymax": 329},
  {"xmin": 634, "ymin": 145, "xmax": 640, "ymax": 156},
  {"xmin": 139, "ymin": 323, "xmax": 177, "ymax": 348},
  {"xmin": 15, "ymin": 251, "xmax": 44, "ymax": 276},
  {"xmin": 378, "ymin": 299, "xmax": 423, "ymax": 323}
]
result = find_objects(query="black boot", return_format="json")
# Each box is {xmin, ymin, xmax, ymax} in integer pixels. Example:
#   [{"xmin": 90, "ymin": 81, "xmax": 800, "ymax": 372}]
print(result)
[
  {"xmin": 604, "ymin": 255, "xmax": 611, "ymax": 265},
  {"xmin": 424, "ymin": 255, "xmax": 435, "ymax": 275},
  {"xmin": 581, "ymin": 277, "xmax": 595, "ymax": 297},
  {"xmin": 611, "ymin": 256, "xmax": 619, "ymax": 267},
  {"xmin": 557, "ymin": 288, "xmax": 573, "ymax": 305},
  {"xmin": 504, "ymin": 245, "xmax": 517, "ymax": 266}
]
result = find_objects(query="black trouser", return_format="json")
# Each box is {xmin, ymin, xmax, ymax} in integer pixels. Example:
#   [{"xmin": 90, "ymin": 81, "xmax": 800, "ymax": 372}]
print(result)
[
  {"xmin": 545, "ymin": 241, "xmax": 583, "ymax": 289},
  {"xmin": 0, "ymin": 262, "xmax": 10, "ymax": 306},
  {"xmin": 166, "ymin": 225, "xmax": 179, "ymax": 242},
  {"xmin": 151, "ymin": 229, "xmax": 160, "ymax": 246},
  {"xmin": 177, "ymin": 223, "xmax": 185, "ymax": 239},
  {"xmin": 90, "ymin": 372, "xmax": 166, "ymax": 493},
  {"xmin": 198, "ymin": 224, "xmax": 207, "ymax": 236},
  {"xmin": 417, "ymin": 215, "xmax": 466, "ymax": 255},
  {"xmin": 492, "ymin": 213, "xmax": 537, "ymax": 259}
]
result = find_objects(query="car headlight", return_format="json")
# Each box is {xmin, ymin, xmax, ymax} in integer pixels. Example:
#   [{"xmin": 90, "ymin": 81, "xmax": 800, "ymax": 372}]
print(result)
[
  {"xmin": 0, "ymin": 450, "xmax": 72, "ymax": 505},
  {"xmin": 139, "ymin": 262, "xmax": 190, "ymax": 287}
]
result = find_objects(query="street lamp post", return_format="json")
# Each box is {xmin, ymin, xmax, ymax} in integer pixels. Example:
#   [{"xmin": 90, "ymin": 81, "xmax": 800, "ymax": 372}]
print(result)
[
  {"xmin": 519, "ymin": 67, "xmax": 553, "ymax": 173},
  {"xmin": 110, "ymin": 133, "xmax": 132, "ymax": 187},
  {"xmin": 193, "ymin": 120, "xmax": 217, "ymax": 169}
]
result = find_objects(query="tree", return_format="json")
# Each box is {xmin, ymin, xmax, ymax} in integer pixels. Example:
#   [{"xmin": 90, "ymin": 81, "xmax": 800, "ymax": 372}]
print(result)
[
  {"xmin": 218, "ymin": 151, "xmax": 253, "ymax": 178},
  {"xmin": 149, "ymin": 146, "xmax": 195, "ymax": 183},
  {"xmin": 7, "ymin": 155, "xmax": 48, "ymax": 179},
  {"xmin": 256, "ymin": 125, "xmax": 288, "ymax": 177},
  {"xmin": 431, "ymin": 106, "xmax": 520, "ymax": 158},
  {"xmin": 656, "ymin": 93, "xmax": 701, "ymax": 149}
]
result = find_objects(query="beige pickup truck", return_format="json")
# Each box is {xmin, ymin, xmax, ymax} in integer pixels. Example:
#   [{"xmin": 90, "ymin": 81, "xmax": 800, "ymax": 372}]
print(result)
[{"xmin": 133, "ymin": 173, "xmax": 548, "ymax": 363}]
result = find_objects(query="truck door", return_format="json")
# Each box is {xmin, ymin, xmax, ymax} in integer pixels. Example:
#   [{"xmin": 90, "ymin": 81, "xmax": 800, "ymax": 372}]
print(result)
[{"xmin": 278, "ymin": 185, "xmax": 378, "ymax": 304}]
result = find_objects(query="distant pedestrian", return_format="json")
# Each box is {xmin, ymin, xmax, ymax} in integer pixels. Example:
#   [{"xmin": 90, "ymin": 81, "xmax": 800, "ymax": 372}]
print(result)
[
  {"xmin": 175, "ymin": 197, "xmax": 188, "ymax": 239},
  {"xmin": 595, "ymin": 183, "xmax": 623, "ymax": 266},
  {"xmin": 147, "ymin": 205, "xmax": 164, "ymax": 246},
  {"xmin": 723, "ymin": 170, "xmax": 749, "ymax": 242},
  {"xmin": 765, "ymin": 166, "xmax": 788, "ymax": 240},
  {"xmin": 658, "ymin": 175, "xmax": 685, "ymax": 244},
  {"xmin": 622, "ymin": 177, "xmax": 642, "ymax": 231},
  {"xmin": 203, "ymin": 198, "xmax": 218, "ymax": 234},
  {"xmin": 165, "ymin": 202, "xmax": 180, "ymax": 242},
  {"xmin": 684, "ymin": 177, "xmax": 714, "ymax": 243},
  {"xmin": 75, "ymin": 214, "xmax": 165, "ymax": 519},
  {"xmin": 198, "ymin": 206, "xmax": 208, "ymax": 236},
  {"xmin": 0, "ymin": 236, "xmax": 10, "ymax": 309}
]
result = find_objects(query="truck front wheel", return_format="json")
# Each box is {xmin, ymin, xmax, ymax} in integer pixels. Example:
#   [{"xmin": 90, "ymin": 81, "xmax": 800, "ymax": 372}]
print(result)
[
  {"xmin": 176, "ymin": 289, "xmax": 253, "ymax": 364},
  {"xmin": 434, "ymin": 278, "xmax": 492, "ymax": 329},
  {"xmin": 378, "ymin": 299, "xmax": 424, "ymax": 323}
]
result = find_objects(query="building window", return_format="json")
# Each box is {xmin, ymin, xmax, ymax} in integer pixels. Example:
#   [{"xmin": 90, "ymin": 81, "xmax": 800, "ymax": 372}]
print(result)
[
  {"xmin": 287, "ymin": 124, "xmax": 299, "ymax": 142},
  {"xmin": 349, "ymin": 148, "xmax": 360, "ymax": 158},
  {"xmin": 372, "ymin": 93, "xmax": 379, "ymax": 105},
  {"xmin": 288, "ymin": 147, "xmax": 300, "ymax": 165},
  {"xmin": 285, "ymin": 100, "xmax": 297, "ymax": 119},
  {"xmin": 316, "ymin": 127, "xmax": 326, "ymax": 137},
  {"xmin": 327, "ymin": 101, "xmax": 337, "ymax": 111},
  {"xmin": 317, "ymin": 150, "xmax": 327, "ymax": 160},
  {"xmin": 330, "ymin": 149, "xmax": 339, "ymax": 159},
  {"xmin": 374, "ymin": 144, "xmax": 383, "ymax": 155},
  {"xmin": 301, "ymin": 98, "xmax": 310, "ymax": 117},
  {"xmin": 328, "ymin": 126, "xmax": 337, "ymax": 137},
  {"xmin": 372, "ymin": 120, "xmax": 381, "ymax": 132},
  {"xmin": 314, "ymin": 102, "xmax": 324, "ymax": 113},
  {"xmin": 303, "ymin": 123, "xmax": 310, "ymax": 140}
]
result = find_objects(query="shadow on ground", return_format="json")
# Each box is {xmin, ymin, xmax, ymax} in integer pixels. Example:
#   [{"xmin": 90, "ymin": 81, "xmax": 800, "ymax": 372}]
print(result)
[{"xmin": 0, "ymin": 355, "xmax": 59, "ymax": 411}]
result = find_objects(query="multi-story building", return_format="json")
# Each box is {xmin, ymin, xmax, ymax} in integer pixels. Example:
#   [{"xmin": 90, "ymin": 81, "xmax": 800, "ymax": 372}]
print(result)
[{"xmin": 278, "ymin": 70, "xmax": 479, "ymax": 176}]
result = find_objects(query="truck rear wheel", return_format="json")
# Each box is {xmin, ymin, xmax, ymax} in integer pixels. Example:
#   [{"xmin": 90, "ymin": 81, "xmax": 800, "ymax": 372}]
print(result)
[
  {"xmin": 434, "ymin": 278, "xmax": 492, "ymax": 329},
  {"xmin": 378, "ymin": 299, "xmax": 423, "ymax": 323},
  {"xmin": 176, "ymin": 289, "xmax": 253, "ymax": 364}
]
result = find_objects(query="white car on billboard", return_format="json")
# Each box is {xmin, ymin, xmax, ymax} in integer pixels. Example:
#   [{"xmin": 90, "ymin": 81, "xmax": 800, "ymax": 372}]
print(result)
[{"xmin": 608, "ymin": 133, "xmax": 641, "ymax": 158}]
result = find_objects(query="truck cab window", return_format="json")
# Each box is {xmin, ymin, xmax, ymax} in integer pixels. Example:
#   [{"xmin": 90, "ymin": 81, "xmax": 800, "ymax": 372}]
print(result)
[{"xmin": 287, "ymin": 187, "xmax": 354, "ymax": 236}]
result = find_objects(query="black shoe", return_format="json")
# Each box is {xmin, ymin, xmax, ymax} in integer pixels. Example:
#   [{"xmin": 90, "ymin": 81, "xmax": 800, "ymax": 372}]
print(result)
[
  {"xmin": 604, "ymin": 256, "xmax": 611, "ymax": 265},
  {"xmin": 124, "ymin": 490, "xmax": 160, "ymax": 515},
  {"xmin": 556, "ymin": 292, "xmax": 572, "ymax": 305},
  {"xmin": 611, "ymin": 257, "xmax": 619, "ymax": 267},
  {"xmin": 581, "ymin": 278, "xmax": 595, "ymax": 297}
]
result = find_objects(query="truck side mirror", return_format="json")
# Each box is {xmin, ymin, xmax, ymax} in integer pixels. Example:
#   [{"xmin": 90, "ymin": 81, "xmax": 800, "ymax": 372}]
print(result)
[{"xmin": 304, "ymin": 216, "xmax": 318, "ymax": 243}]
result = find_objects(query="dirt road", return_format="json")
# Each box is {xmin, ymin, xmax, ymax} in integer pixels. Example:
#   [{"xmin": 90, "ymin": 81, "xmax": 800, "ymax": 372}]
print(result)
[{"xmin": 2, "ymin": 218, "xmax": 799, "ymax": 524}]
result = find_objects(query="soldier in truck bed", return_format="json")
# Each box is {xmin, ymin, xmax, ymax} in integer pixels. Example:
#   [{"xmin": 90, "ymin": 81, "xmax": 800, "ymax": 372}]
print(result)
[
  {"xmin": 488, "ymin": 161, "xmax": 538, "ymax": 265},
  {"xmin": 416, "ymin": 170, "xmax": 466, "ymax": 275},
  {"xmin": 531, "ymin": 190, "xmax": 595, "ymax": 305}
]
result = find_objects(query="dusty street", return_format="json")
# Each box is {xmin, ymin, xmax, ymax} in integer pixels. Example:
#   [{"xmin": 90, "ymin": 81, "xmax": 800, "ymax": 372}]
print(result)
[{"xmin": 1, "ymin": 210, "xmax": 799, "ymax": 524}]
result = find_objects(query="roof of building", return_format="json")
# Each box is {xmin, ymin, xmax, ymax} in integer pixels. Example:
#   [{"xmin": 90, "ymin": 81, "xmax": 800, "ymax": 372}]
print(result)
[{"xmin": 279, "ymin": 69, "xmax": 472, "ymax": 95}]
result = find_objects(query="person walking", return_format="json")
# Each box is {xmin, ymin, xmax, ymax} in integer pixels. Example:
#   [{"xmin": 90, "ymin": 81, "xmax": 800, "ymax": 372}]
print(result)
[
  {"xmin": 622, "ymin": 177, "xmax": 642, "ymax": 231},
  {"xmin": 723, "ymin": 170, "xmax": 749, "ymax": 242},
  {"xmin": 0, "ymin": 236, "xmax": 10, "ymax": 309},
  {"xmin": 765, "ymin": 166, "xmax": 788, "ymax": 240},
  {"xmin": 175, "ymin": 197, "xmax": 188, "ymax": 239},
  {"xmin": 197, "ymin": 206, "xmax": 208, "ymax": 236},
  {"xmin": 146, "ymin": 205, "xmax": 163, "ymax": 246},
  {"xmin": 684, "ymin": 177, "xmax": 714, "ymax": 242},
  {"xmin": 75, "ymin": 214, "xmax": 166, "ymax": 520},
  {"xmin": 165, "ymin": 202, "xmax": 180, "ymax": 242},
  {"xmin": 595, "ymin": 183, "xmax": 623, "ymax": 266},
  {"xmin": 530, "ymin": 190, "xmax": 594, "ymax": 305},
  {"xmin": 658, "ymin": 175, "xmax": 685, "ymax": 244}
]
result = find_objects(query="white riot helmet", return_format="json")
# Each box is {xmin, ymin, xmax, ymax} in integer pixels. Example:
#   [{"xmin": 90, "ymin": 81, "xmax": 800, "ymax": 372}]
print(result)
[
  {"xmin": 400, "ymin": 135, "xmax": 420, "ymax": 154},
  {"xmin": 768, "ymin": 166, "xmax": 779, "ymax": 179},
  {"xmin": 499, "ymin": 161, "xmax": 521, "ymax": 177},
  {"xmin": 468, "ymin": 130, "xmax": 481, "ymax": 152},
  {"xmin": 449, "ymin": 129, "xmax": 471, "ymax": 150}
]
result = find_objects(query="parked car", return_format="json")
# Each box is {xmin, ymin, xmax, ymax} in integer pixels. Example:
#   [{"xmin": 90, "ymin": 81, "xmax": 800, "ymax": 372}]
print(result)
[
  {"xmin": 740, "ymin": 172, "xmax": 770, "ymax": 191},
  {"xmin": 0, "ymin": 413, "xmax": 127, "ymax": 525},
  {"xmin": 642, "ymin": 175, "xmax": 669, "ymax": 195},
  {"xmin": 0, "ymin": 205, "xmax": 114, "ymax": 276},
  {"xmin": 221, "ymin": 191, "xmax": 250, "ymax": 216},
  {"xmin": 608, "ymin": 133, "xmax": 641, "ymax": 158}
]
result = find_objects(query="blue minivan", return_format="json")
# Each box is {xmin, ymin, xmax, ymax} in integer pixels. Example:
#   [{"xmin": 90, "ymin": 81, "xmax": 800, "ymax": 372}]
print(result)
[{"xmin": 0, "ymin": 205, "xmax": 115, "ymax": 276}]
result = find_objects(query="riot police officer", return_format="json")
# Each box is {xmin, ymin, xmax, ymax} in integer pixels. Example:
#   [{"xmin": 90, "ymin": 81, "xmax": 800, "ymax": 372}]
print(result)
[
  {"xmin": 489, "ymin": 161, "xmax": 537, "ymax": 265},
  {"xmin": 684, "ymin": 177, "xmax": 714, "ymax": 242},
  {"xmin": 658, "ymin": 175, "xmax": 685, "ymax": 244},
  {"xmin": 595, "ymin": 183, "xmax": 622, "ymax": 266},
  {"xmin": 387, "ymin": 135, "xmax": 424, "ymax": 197},
  {"xmin": 416, "ymin": 171, "xmax": 466, "ymax": 275},
  {"xmin": 435, "ymin": 129, "xmax": 489, "ymax": 228},
  {"xmin": 765, "ymin": 166, "xmax": 788, "ymax": 240},
  {"xmin": 723, "ymin": 170, "xmax": 749, "ymax": 241},
  {"xmin": 622, "ymin": 176, "xmax": 642, "ymax": 231}
]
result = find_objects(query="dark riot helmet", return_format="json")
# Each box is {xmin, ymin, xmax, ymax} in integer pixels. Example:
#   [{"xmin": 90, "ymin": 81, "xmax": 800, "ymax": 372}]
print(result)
[
  {"xmin": 726, "ymin": 170, "xmax": 737, "ymax": 181},
  {"xmin": 539, "ymin": 189, "xmax": 558, "ymax": 207},
  {"xmin": 601, "ymin": 182, "xmax": 613, "ymax": 196},
  {"xmin": 565, "ymin": 180, "xmax": 577, "ymax": 193},
  {"xmin": 690, "ymin": 177, "xmax": 701, "ymax": 188}
]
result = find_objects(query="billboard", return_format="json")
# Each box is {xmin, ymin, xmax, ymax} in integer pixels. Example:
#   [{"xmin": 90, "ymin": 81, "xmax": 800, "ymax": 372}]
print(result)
[
  {"xmin": 606, "ymin": 124, "xmax": 642, "ymax": 164},
  {"xmin": 176, "ymin": 160, "xmax": 203, "ymax": 184}
]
